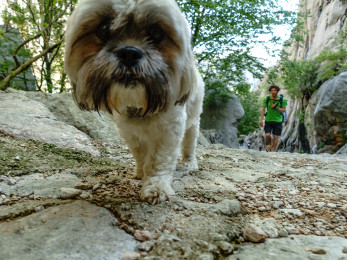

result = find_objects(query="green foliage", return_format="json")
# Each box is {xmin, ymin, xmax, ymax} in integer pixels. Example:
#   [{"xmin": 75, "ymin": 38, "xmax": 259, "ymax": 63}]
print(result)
[
  {"xmin": 286, "ymin": 7, "xmax": 311, "ymax": 48},
  {"xmin": 176, "ymin": 1, "xmax": 296, "ymax": 136},
  {"xmin": 294, "ymin": 109, "xmax": 306, "ymax": 124},
  {"xmin": 341, "ymin": 132, "xmax": 347, "ymax": 145},
  {"xmin": 203, "ymin": 78, "xmax": 260, "ymax": 136},
  {"xmin": 263, "ymin": 25, "xmax": 347, "ymax": 105},
  {"xmin": 2, "ymin": 0, "xmax": 296, "ymax": 96},
  {"xmin": 315, "ymin": 27, "xmax": 347, "ymax": 82},
  {"xmin": 280, "ymin": 58, "xmax": 319, "ymax": 99},
  {"xmin": 177, "ymin": 0, "xmax": 296, "ymax": 136},
  {"xmin": 318, "ymin": 142, "xmax": 325, "ymax": 149},
  {"xmin": 203, "ymin": 79, "xmax": 233, "ymax": 108},
  {"xmin": 1, "ymin": 0, "xmax": 77, "ymax": 92},
  {"xmin": 263, "ymin": 9, "xmax": 347, "ymax": 105},
  {"xmin": 177, "ymin": 0, "xmax": 296, "ymax": 96},
  {"xmin": 238, "ymin": 89, "xmax": 262, "ymax": 136},
  {"xmin": 0, "ymin": 26, "xmax": 34, "ymax": 90}
]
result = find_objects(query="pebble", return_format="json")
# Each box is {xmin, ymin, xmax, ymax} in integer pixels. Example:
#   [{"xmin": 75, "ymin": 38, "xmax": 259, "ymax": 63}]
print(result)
[
  {"xmin": 279, "ymin": 209, "xmax": 304, "ymax": 217},
  {"xmin": 59, "ymin": 188, "xmax": 82, "ymax": 199},
  {"xmin": 278, "ymin": 229, "xmax": 289, "ymax": 237},
  {"xmin": 303, "ymin": 209, "xmax": 315, "ymax": 216},
  {"xmin": 79, "ymin": 191, "xmax": 91, "ymax": 199},
  {"xmin": 315, "ymin": 202, "xmax": 326, "ymax": 208},
  {"xmin": 262, "ymin": 224, "xmax": 279, "ymax": 238},
  {"xmin": 310, "ymin": 248, "xmax": 326, "ymax": 254},
  {"xmin": 134, "ymin": 230, "xmax": 152, "ymax": 242},
  {"xmin": 122, "ymin": 252, "xmax": 140, "ymax": 260},
  {"xmin": 272, "ymin": 201, "xmax": 284, "ymax": 209},
  {"xmin": 0, "ymin": 176, "xmax": 17, "ymax": 186},
  {"xmin": 215, "ymin": 241, "xmax": 234, "ymax": 255},
  {"xmin": 74, "ymin": 181, "xmax": 93, "ymax": 190},
  {"xmin": 327, "ymin": 203, "xmax": 337, "ymax": 208},
  {"xmin": 242, "ymin": 224, "xmax": 267, "ymax": 243},
  {"xmin": 34, "ymin": 206, "xmax": 45, "ymax": 212},
  {"xmin": 285, "ymin": 226, "xmax": 300, "ymax": 235},
  {"xmin": 92, "ymin": 184, "xmax": 100, "ymax": 191},
  {"xmin": 342, "ymin": 246, "xmax": 347, "ymax": 253},
  {"xmin": 197, "ymin": 253, "xmax": 214, "ymax": 260},
  {"xmin": 138, "ymin": 241, "xmax": 154, "ymax": 252},
  {"xmin": 216, "ymin": 199, "xmax": 243, "ymax": 217},
  {"xmin": 157, "ymin": 234, "xmax": 181, "ymax": 242}
]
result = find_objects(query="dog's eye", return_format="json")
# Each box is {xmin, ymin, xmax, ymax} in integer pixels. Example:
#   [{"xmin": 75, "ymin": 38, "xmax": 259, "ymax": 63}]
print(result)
[
  {"xmin": 97, "ymin": 21, "xmax": 111, "ymax": 41},
  {"xmin": 148, "ymin": 26, "xmax": 164, "ymax": 43}
]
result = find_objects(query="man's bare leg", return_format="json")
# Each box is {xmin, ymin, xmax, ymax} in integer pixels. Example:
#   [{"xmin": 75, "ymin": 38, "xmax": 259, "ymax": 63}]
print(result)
[
  {"xmin": 265, "ymin": 133, "xmax": 272, "ymax": 152},
  {"xmin": 272, "ymin": 135, "xmax": 278, "ymax": 152}
]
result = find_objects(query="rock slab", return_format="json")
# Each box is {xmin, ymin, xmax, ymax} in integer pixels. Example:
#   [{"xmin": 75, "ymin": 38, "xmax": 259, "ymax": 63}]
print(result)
[
  {"xmin": 229, "ymin": 235, "xmax": 347, "ymax": 260},
  {"xmin": 0, "ymin": 91, "xmax": 101, "ymax": 157},
  {"xmin": 0, "ymin": 201, "xmax": 138, "ymax": 260}
]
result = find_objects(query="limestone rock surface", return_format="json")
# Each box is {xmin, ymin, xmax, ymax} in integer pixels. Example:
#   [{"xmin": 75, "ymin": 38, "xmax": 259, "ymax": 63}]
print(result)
[
  {"xmin": 0, "ymin": 201, "xmax": 138, "ymax": 260},
  {"xmin": 201, "ymin": 94, "xmax": 244, "ymax": 148}
]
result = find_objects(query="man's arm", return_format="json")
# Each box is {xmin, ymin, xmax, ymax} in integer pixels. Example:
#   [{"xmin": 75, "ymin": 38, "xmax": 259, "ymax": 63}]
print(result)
[
  {"xmin": 276, "ymin": 107, "xmax": 286, "ymax": 113},
  {"xmin": 259, "ymin": 107, "xmax": 266, "ymax": 127}
]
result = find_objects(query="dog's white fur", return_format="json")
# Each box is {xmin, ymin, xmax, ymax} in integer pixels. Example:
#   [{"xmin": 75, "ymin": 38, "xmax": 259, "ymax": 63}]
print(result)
[{"xmin": 64, "ymin": 0, "xmax": 204, "ymax": 204}]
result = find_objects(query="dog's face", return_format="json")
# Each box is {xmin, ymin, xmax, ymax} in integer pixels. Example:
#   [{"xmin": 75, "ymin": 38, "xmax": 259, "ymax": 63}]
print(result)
[{"xmin": 65, "ymin": 0, "xmax": 194, "ymax": 117}]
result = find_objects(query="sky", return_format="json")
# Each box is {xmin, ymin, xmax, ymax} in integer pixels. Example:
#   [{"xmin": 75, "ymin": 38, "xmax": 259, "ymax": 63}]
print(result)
[
  {"xmin": 246, "ymin": 0, "xmax": 299, "ymax": 87},
  {"xmin": 250, "ymin": 0, "xmax": 300, "ymax": 68}
]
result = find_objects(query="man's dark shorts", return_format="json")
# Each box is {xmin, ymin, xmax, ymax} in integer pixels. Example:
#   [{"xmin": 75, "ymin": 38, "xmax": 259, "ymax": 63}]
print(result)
[{"xmin": 264, "ymin": 121, "xmax": 283, "ymax": 136}]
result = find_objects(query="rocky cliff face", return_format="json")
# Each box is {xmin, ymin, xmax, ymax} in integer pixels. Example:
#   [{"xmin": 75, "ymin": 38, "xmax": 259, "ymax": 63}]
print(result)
[
  {"xmin": 288, "ymin": 0, "xmax": 347, "ymax": 61},
  {"xmin": 277, "ymin": 0, "xmax": 347, "ymax": 154}
]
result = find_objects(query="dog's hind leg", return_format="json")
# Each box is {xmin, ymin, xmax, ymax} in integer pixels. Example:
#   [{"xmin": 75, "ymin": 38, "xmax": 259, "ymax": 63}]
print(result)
[
  {"xmin": 181, "ymin": 123, "xmax": 199, "ymax": 170},
  {"xmin": 132, "ymin": 146, "xmax": 146, "ymax": 180}
]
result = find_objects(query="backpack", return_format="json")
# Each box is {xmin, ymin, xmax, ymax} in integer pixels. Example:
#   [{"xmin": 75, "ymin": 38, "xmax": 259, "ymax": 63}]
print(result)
[{"xmin": 266, "ymin": 94, "xmax": 288, "ymax": 124}]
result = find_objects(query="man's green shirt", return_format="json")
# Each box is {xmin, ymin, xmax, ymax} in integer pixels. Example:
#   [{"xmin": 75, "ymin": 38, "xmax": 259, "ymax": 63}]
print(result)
[{"xmin": 263, "ymin": 95, "xmax": 287, "ymax": 123}]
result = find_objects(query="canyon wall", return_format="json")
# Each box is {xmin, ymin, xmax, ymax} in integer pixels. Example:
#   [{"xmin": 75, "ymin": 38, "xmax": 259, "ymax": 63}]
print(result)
[{"xmin": 277, "ymin": 0, "xmax": 347, "ymax": 153}]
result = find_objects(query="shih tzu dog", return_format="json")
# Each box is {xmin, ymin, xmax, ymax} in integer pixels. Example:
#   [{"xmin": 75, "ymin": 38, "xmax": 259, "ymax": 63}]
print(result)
[{"xmin": 64, "ymin": 0, "xmax": 204, "ymax": 204}]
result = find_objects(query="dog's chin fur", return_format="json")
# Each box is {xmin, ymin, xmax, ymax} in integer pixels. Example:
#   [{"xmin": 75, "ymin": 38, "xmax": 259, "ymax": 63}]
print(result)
[{"xmin": 64, "ymin": 0, "xmax": 204, "ymax": 204}]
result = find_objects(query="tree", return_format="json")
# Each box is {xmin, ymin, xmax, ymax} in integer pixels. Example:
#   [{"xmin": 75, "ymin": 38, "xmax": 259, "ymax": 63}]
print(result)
[
  {"xmin": 1, "ymin": 0, "xmax": 296, "ymax": 96},
  {"xmin": 237, "ymin": 87, "xmax": 261, "ymax": 136},
  {"xmin": 0, "ymin": 24, "xmax": 37, "ymax": 90},
  {"xmin": 177, "ymin": 0, "xmax": 296, "ymax": 135},
  {"xmin": 0, "ymin": 0, "xmax": 77, "ymax": 92},
  {"xmin": 177, "ymin": 0, "xmax": 295, "ymax": 96}
]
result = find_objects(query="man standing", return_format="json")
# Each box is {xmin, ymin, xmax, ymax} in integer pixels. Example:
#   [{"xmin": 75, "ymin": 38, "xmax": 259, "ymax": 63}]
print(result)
[{"xmin": 259, "ymin": 85, "xmax": 287, "ymax": 152}]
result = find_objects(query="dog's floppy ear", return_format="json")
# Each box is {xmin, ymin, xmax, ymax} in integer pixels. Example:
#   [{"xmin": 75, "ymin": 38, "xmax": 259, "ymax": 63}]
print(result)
[{"xmin": 175, "ymin": 50, "xmax": 201, "ymax": 106}]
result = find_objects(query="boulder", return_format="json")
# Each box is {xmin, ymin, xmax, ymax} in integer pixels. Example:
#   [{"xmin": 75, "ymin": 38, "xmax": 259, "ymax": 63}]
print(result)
[
  {"xmin": 310, "ymin": 72, "xmax": 347, "ymax": 152},
  {"xmin": 200, "ymin": 94, "xmax": 244, "ymax": 148},
  {"xmin": 22, "ymin": 90, "xmax": 120, "ymax": 143},
  {"xmin": 335, "ymin": 143, "xmax": 347, "ymax": 155},
  {"xmin": 0, "ymin": 90, "xmax": 101, "ymax": 157}
]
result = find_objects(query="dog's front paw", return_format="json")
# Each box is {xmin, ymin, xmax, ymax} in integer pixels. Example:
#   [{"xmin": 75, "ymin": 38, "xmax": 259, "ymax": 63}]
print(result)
[
  {"xmin": 140, "ymin": 181, "xmax": 175, "ymax": 204},
  {"xmin": 182, "ymin": 157, "xmax": 198, "ymax": 170}
]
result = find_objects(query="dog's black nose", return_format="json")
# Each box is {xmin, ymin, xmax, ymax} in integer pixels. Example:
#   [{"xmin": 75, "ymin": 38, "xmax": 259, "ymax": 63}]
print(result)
[{"xmin": 115, "ymin": 46, "xmax": 143, "ymax": 67}]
